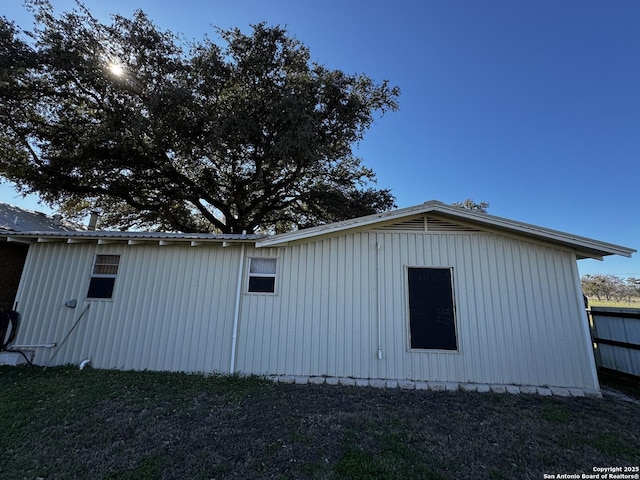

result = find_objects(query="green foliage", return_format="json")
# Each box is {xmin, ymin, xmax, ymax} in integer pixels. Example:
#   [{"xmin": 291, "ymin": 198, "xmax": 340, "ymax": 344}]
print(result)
[
  {"xmin": 451, "ymin": 199, "xmax": 490, "ymax": 213},
  {"xmin": 0, "ymin": 1, "xmax": 399, "ymax": 233}
]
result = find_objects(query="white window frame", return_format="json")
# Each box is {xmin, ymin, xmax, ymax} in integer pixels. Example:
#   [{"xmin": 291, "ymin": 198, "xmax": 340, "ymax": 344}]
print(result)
[
  {"xmin": 86, "ymin": 254, "xmax": 120, "ymax": 300},
  {"xmin": 247, "ymin": 257, "xmax": 278, "ymax": 294}
]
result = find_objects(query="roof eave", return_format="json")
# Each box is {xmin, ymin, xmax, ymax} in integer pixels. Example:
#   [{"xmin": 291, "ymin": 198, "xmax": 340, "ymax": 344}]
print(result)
[
  {"xmin": 0, "ymin": 231, "xmax": 263, "ymax": 246},
  {"xmin": 256, "ymin": 201, "xmax": 635, "ymax": 259},
  {"xmin": 256, "ymin": 202, "xmax": 444, "ymax": 247}
]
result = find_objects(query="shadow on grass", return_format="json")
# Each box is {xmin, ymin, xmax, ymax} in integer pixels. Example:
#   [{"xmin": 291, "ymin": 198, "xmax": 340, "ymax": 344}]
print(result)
[
  {"xmin": 1, "ymin": 366, "xmax": 639, "ymax": 480},
  {"xmin": 598, "ymin": 368, "xmax": 640, "ymax": 400}
]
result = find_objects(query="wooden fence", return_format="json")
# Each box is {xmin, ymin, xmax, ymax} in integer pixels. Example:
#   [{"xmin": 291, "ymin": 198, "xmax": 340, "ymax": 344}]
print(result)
[{"xmin": 588, "ymin": 307, "xmax": 640, "ymax": 377}]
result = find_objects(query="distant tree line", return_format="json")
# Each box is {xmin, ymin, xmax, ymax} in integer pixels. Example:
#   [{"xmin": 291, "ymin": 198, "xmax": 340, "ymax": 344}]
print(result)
[{"xmin": 581, "ymin": 274, "xmax": 640, "ymax": 302}]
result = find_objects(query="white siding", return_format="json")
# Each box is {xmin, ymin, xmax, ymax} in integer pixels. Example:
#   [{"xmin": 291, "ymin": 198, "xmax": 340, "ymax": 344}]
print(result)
[
  {"xmin": 236, "ymin": 231, "xmax": 596, "ymax": 389},
  {"xmin": 14, "ymin": 242, "xmax": 242, "ymax": 373},
  {"xmin": 13, "ymin": 228, "xmax": 597, "ymax": 389}
]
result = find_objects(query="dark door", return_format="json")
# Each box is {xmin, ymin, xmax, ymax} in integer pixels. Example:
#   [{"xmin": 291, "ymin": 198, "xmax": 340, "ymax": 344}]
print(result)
[{"xmin": 407, "ymin": 267, "xmax": 457, "ymax": 350}]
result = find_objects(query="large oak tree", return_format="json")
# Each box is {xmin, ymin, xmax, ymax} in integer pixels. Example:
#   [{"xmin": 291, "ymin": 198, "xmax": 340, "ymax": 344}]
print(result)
[{"xmin": 0, "ymin": 1, "xmax": 399, "ymax": 233}]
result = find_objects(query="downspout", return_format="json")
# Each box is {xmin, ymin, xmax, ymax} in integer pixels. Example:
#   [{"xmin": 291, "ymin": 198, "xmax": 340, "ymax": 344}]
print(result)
[
  {"xmin": 376, "ymin": 242, "xmax": 383, "ymax": 360},
  {"xmin": 229, "ymin": 242, "xmax": 246, "ymax": 374}
]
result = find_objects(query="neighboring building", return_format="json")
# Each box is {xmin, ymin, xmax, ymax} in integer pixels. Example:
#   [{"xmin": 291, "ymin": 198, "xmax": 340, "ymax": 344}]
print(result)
[
  {"xmin": 1, "ymin": 201, "xmax": 635, "ymax": 392},
  {"xmin": 0, "ymin": 203, "xmax": 82, "ymax": 309}
]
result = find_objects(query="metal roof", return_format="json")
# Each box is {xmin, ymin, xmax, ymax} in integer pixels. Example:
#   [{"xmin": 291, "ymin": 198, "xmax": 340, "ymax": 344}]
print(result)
[
  {"xmin": 0, "ymin": 201, "xmax": 634, "ymax": 259},
  {"xmin": 256, "ymin": 200, "xmax": 635, "ymax": 260},
  {"xmin": 1, "ymin": 229, "xmax": 266, "ymax": 246},
  {"xmin": 0, "ymin": 203, "xmax": 83, "ymax": 232}
]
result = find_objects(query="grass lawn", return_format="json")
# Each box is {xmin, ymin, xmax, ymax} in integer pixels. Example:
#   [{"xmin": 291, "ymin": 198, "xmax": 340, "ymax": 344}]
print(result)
[{"xmin": 1, "ymin": 366, "xmax": 639, "ymax": 480}]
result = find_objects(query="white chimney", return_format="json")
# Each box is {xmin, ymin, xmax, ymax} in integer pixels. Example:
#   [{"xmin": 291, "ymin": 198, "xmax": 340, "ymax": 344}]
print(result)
[{"xmin": 88, "ymin": 211, "xmax": 99, "ymax": 231}]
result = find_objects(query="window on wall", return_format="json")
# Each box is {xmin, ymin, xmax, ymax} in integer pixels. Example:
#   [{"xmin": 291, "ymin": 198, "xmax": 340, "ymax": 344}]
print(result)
[
  {"xmin": 407, "ymin": 267, "xmax": 458, "ymax": 350},
  {"xmin": 87, "ymin": 254, "xmax": 120, "ymax": 299},
  {"xmin": 248, "ymin": 257, "xmax": 277, "ymax": 293}
]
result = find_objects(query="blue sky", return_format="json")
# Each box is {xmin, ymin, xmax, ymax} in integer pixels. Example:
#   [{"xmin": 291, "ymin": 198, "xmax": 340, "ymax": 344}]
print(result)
[{"xmin": 1, "ymin": 0, "xmax": 638, "ymax": 278}]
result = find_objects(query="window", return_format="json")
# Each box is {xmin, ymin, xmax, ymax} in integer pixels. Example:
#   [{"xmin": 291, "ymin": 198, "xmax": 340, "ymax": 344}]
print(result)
[
  {"xmin": 248, "ymin": 257, "xmax": 277, "ymax": 293},
  {"xmin": 87, "ymin": 254, "xmax": 120, "ymax": 299},
  {"xmin": 407, "ymin": 267, "xmax": 457, "ymax": 350}
]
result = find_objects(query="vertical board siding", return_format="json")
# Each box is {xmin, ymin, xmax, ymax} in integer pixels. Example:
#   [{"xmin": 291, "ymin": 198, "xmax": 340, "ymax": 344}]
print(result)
[
  {"xmin": 237, "ymin": 231, "xmax": 595, "ymax": 389},
  {"xmin": 237, "ymin": 237, "xmax": 377, "ymax": 378},
  {"xmin": 14, "ymin": 229, "xmax": 595, "ymax": 390},
  {"xmin": 14, "ymin": 242, "xmax": 241, "ymax": 373}
]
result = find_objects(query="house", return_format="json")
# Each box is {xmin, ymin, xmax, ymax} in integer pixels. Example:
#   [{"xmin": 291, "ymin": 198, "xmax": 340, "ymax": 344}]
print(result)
[
  {"xmin": 1, "ymin": 201, "xmax": 634, "ymax": 393},
  {"xmin": 0, "ymin": 203, "xmax": 82, "ymax": 309}
]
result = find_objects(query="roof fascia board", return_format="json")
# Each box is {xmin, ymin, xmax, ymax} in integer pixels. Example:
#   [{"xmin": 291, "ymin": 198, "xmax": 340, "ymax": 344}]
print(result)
[
  {"xmin": 67, "ymin": 238, "xmax": 95, "ymax": 244},
  {"xmin": 422, "ymin": 212, "xmax": 620, "ymax": 259},
  {"xmin": 5, "ymin": 236, "xmax": 33, "ymax": 244},
  {"xmin": 158, "ymin": 240, "xmax": 178, "ymax": 246},
  {"xmin": 256, "ymin": 203, "xmax": 437, "ymax": 247},
  {"xmin": 434, "ymin": 207, "xmax": 635, "ymax": 258},
  {"xmin": 97, "ymin": 239, "xmax": 121, "ymax": 245},
  {"xmin": 576, "ymin": 251, "xmax": 604, "ymax": 261},
  {"xmin": 257, "ymin": 201, "xmax": 635, "ymax": 259},
  {"xmin": 0, "ymin": 231, "xmax": 262, "ymax": 246},
  {"xmin": 260, "ymin": 214, "xmax": 608, "ymax": 260}
]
